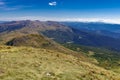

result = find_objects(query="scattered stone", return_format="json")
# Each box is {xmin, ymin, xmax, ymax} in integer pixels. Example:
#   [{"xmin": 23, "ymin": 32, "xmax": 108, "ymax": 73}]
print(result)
[{"xmin": 45, "ymin": 72, "xmax": 55, "ymax": 76}]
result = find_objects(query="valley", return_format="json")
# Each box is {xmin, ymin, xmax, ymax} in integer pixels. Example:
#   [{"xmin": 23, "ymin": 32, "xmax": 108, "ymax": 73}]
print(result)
[{"xmin": 0, "ymin": 20, "xmax": 120, "ymax": 80}]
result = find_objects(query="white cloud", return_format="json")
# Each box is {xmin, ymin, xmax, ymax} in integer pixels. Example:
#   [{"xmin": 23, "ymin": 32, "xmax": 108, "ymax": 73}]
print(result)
[
  {"xmin": 1, "ymin": 17, "xmax": 120, "ymax": 24},
  {"xmin": 49, "ymin": 1, "xmax": 57, "ymax": 6},
  {"xmin": 57, "ymin": 18, "xmax": 120, "ymax": 24},
  {"xmin": 0, "ymin": 16, "xmax": 49, "ymax": 21}
]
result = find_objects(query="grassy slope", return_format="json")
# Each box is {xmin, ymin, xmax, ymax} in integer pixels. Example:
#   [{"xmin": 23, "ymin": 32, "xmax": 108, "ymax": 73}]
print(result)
[
  {"xmin": 4, "ymin": 34, "xmax": 87, "ymax": 61},
  {"xmin": 62, "ymin": 43, "xmax": 120, "ymax": 72},
  {"xmin": 5, "ymin": 34, "xmax": 54, "ymax": 48},
  {"xmin": 0, "ymin": 45, "xmax": 120, "ymax": 80}
]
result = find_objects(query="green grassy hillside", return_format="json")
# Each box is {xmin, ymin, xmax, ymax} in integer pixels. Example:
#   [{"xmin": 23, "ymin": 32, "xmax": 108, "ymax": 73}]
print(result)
[
  {"xmin": 4, "ymin": 34, "xmax": 87, "ymax": 61},
  {"xmin": 0, "ymin": 45, "xmax": 120, "ymax": 80},
  {"xmin": 0, "ymin": 21, "xmax": 120, "ymax": 80},
  {"xmin": 6, "ymin": 34, "xmax": 54, "ymax": 48},
  {"xmin": 62, "ymin": 43, "xmax": 120, "ymax": 72}
]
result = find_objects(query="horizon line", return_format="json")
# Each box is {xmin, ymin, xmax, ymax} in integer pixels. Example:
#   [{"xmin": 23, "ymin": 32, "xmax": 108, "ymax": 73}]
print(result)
[{"xmin": 1, "ymin": 17, "xmax": 120, "ymax": 24}]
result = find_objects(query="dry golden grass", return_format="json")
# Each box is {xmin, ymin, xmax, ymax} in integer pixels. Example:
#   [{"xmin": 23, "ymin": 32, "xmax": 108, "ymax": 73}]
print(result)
[{"xmin": 0, "ymin": 45, "xmax": 120, "ymax": 80}]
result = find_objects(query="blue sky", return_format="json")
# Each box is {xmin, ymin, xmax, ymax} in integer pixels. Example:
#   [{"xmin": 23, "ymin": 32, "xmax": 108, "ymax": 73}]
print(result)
[{"xmin": 0, "ymin": 0, "xmax": 120, "ymax": 23}]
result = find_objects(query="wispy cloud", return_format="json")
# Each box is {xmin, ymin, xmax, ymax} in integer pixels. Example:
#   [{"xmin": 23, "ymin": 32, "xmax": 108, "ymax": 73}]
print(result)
[
  {"xmin": 0, "ymin": 0, "xmax": 16, "ymax": 10},
  {"xmin": 2, "ymin": 5, "xmax": 32, "ymax": 10},
  {"xmin": 49, "ymin": 1, "xmax": 57, "ymax": 6},
  {"xmin": 0, "ymin": 0, "xmax": 32, "ymax": 11},
  {"xmin": 0, "ymin": 5, "xmax": 32, "ymax": 11},
  {"xmin": 0, "ymin": 0, "xmax": 5, "ymax": 6},
  {"xmin": 0, "ymin": 6, "xmax": 18, "ymax": 10}
]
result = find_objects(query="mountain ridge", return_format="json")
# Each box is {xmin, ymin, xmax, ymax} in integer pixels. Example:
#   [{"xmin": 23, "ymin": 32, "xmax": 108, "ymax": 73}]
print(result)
[{"xmin": 0, "ymin": 20, "xmax": 120, "ymax": 73}]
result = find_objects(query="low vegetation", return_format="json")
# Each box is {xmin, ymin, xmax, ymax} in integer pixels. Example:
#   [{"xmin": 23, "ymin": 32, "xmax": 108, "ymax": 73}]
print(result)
[
  {"xmin": 0, "ymin": 45, "xmax": 120, "ymax": 80},
  {"xmin": 62, "ymin": 43, "xmax": 120, "ymax": 72}
]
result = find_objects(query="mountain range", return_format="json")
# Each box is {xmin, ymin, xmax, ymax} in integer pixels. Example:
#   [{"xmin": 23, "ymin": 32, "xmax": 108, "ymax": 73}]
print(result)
[{"xmin": 0, "ymin": 20, "xmax": 120, "ymax": 80}]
